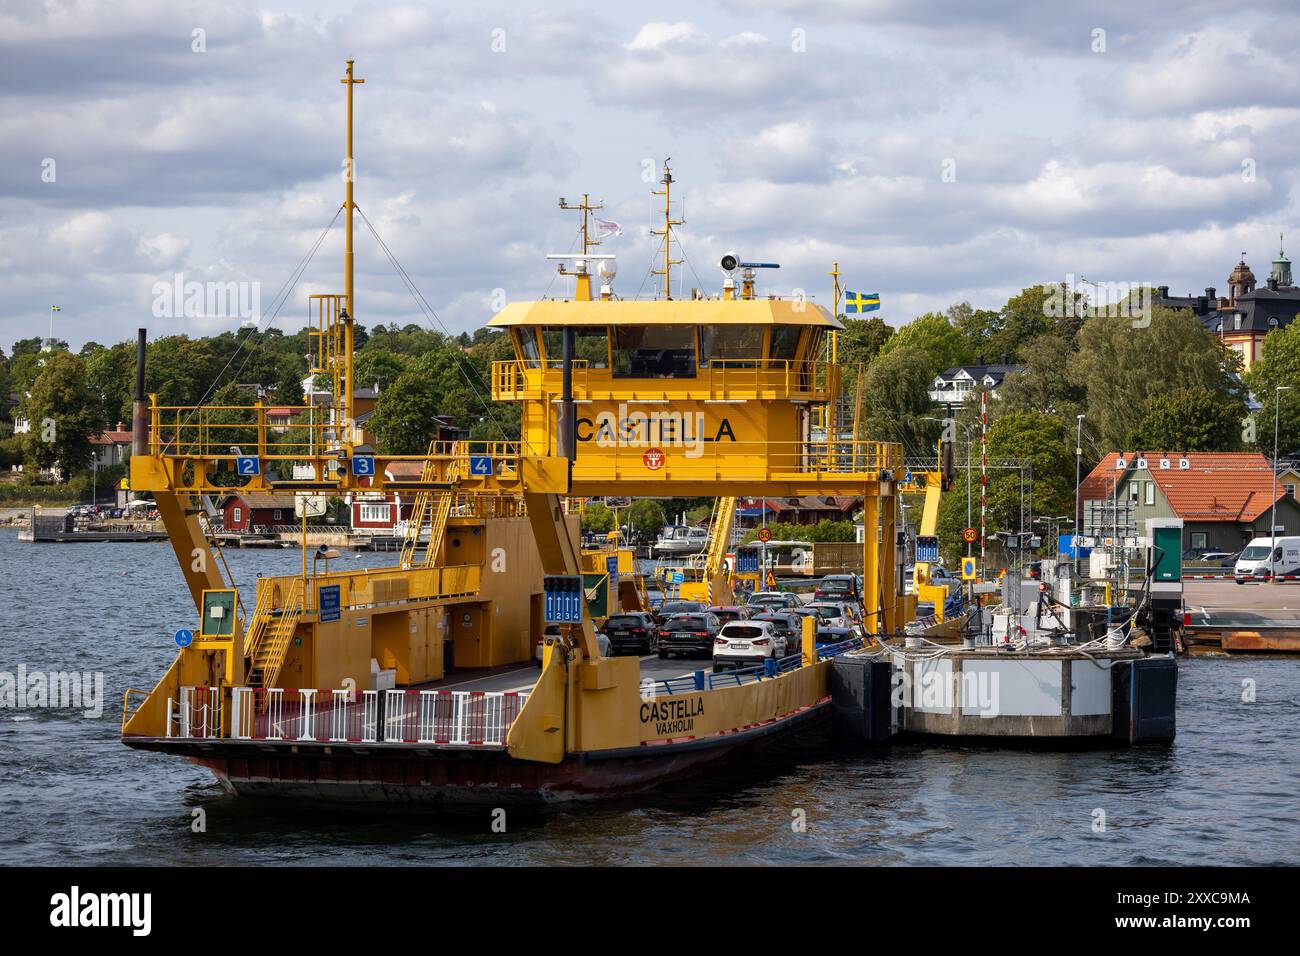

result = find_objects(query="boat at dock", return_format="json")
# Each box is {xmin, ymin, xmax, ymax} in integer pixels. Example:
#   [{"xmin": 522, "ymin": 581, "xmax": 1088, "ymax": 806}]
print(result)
[{"xmin": 119, "ymin": 61, "xmax": 909, "ymax": 803}]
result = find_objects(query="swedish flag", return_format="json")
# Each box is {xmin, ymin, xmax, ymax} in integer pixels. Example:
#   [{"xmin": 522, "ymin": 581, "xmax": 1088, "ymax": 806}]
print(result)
[{"xmin": 844, "ymin": 291, "xmax": 879, "ymax": 314}]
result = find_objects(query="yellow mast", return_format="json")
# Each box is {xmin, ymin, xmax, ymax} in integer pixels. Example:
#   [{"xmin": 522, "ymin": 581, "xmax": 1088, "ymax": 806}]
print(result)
[
  {"xmin": 341, "ymin": 59, "xmax": 364, "ymax": 438},
  {"xmin": 828, "ymin": 260, "xmax": 841, "ymax": 363},
  {"xmin": 560, "ymin": 193, "xmax": 603, "ymax": 254},
  {"xmin": 650, "ymin": 160, "xmax": 684, "ymax": 300}
]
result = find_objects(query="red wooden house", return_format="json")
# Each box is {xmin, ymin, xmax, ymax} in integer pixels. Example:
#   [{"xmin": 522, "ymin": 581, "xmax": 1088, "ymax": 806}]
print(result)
[{"xmin": 220, "ymin": 493, "xmax": 297, "ymax": 533}]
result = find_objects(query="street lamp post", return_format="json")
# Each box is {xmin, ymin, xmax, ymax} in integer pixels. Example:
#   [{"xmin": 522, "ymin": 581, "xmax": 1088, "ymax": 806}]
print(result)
[
  {"xmin": 1074, "ymin": 413, "xmax": 1086, "ymax": 573},
  {"xmin": 1272, "ymin": 386, "xmax": 1292, "ymax": 580}
]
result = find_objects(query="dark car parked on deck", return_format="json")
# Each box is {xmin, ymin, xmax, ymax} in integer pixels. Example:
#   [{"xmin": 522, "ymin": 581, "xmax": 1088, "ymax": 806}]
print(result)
[
  {"xmin": 658, "ymin": 612, "xmax": 722, "ymax": 659},
  {"xmin": 603, "ymin": 612, "xmax": 660, "ymax": 655},
  {"xmin": 652, "ymin": 600, "xmax": 708, "ymax": 625},
  {"xmin": 707, "ymin": 605, "xmax": 752, "ymax": 625}
]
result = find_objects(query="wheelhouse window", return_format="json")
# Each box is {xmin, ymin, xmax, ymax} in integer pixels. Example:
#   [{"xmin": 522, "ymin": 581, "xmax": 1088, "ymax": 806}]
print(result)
[
  {"xmin": 699, "ymin": 325, "xmax": 762, "ymax": 368},
  {"xmin": 768, "ymin": 325, "xmax": 801, "ymax": 362},
  {"xmin": 542, "ymin": 326, "xmax": 609, "ymax": 370},
  {"xmin": 611, "ymin": 325, "xmax": 696, "ymax": 378},
  {"xmin": 514, "ymin": 327, "xmax": 541, "ymax": 367}
]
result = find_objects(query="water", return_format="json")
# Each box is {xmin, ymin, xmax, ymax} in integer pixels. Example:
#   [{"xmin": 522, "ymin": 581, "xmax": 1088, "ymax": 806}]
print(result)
[{"xmin": 1, "ymin": 528, "xmax": 1297, "ymax": 866}]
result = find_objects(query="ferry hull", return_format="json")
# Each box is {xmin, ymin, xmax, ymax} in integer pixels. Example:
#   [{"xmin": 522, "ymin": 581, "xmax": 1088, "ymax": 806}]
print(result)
[{"xmin": 126, "ymin": 699, "xmax": 830, "ymax": 805}]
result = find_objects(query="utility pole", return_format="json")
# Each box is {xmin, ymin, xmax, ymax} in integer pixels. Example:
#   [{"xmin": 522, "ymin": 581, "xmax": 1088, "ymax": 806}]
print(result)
[{"xmin": 1074, "ymin": 413, "xmax": 1086, "ymax": 575}]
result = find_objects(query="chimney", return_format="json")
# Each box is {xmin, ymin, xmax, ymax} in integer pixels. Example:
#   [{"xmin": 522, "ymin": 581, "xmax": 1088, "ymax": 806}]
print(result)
[
  {"xmin": 1000, "ymin": 352, "xmax": 1009, "ymax": 365},
  {"xmin": 1157, "ymin": 285, "xmax": 1169, "ymax": 298},
  {"xmin": 977, "ymin": 354, "xmax": 985, "ymax": 366},
  {"xmin": 1205, "ymin": 287, "xmax": 1216, "ymax": 301}
]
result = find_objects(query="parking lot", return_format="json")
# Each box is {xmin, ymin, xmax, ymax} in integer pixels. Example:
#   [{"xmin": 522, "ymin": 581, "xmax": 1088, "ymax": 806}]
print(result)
[{"xmin": 1184, "ymin": 578, "xmax": 1300, "ymax": 626}]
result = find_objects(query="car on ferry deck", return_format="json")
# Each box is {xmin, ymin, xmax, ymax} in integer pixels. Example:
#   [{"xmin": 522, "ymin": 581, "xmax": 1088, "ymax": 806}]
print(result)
[
  {"xmin": 535, "ymin": 623, "xmax": 610, "ymax": 666},
  {"xmin": 745, "ymin": 590, "xmax": 800, "ymax": 610},
  {"xmin": 813, "ymin": 573, "xmax": 862, "ymax": 602},
  {"xmin": 712, "ymin": 620, "xmax": 787, "ymax": 672},
  {"xmin": 804, "ymin": 601, "xmax": 864, "ymax": 639},
  {"xmin": 707, "ymin": 605, "xmax": 752, "ymax": 625},
  {"xmin": 658, "ymin": 612, "xmax": 723, "ymax": 659},
  {"xmin": 603, "ymin": 612, "xmax": 660, "ymax": 656},
  {"xmin": 652, "ymin": 599, "xmax": 708, "ymax": 625},
  {"xmin": 751, "ymin": 611, "xmax": 802, "ymax": 647}
]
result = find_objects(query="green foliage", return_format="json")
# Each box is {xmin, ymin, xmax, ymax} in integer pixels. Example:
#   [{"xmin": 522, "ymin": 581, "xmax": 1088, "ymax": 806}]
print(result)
[
  {"xmin": 1245, "ymin": 321, "xmax": 1300, "ymax": 455},
  {"xmin": 878, "ymin": 311, "xmax": 973, "ymax": 377},
  {"xmin": 1128, "ymin": 386, "xmax": 1245, "ymax": 452},
  {"xmin": 355, "ymin": 348, "xmax": 410, "ymax": 392},
  {"xmin": 1070, "ymin": 306, "xmax": 1244, "ymax": 452},
  {"xmin": 22, "ymin": 351, "xmax": 97, "ymax": 476},
  {"xmin": 581, "ymin": 502, "xmax": 615, "ymax": 534},
  {"xmin": 742, "ymin": 519, "xmax": 855, "ymax": 543},
  {"xmin": 864, "ymin": 345, "xmax": 940, "ymax": 454},
  {"xmin": 627, "ymin": 499, "xmax": 665, "ymax": 539}
]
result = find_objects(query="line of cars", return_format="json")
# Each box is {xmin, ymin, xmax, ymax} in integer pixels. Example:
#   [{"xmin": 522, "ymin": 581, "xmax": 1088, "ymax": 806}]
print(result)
[{"xmin": 534, "ymin": 574, "xmax": 871, "ymax": 672}]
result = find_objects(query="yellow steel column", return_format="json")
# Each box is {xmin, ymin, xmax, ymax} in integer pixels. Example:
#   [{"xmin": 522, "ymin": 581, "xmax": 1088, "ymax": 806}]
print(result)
[
  {"xmin": 861, "ymin": 492, "xmax": 880, "ymax": 636},
  {"xmin": 800, "ymin": 613, "xmax": 818, "ymax": 667},
  {"xmin": 341, "ymin": 60, "xmax": 364, "ymax": 438},
  {"xmin": 881, "ymin": 484, "xmax": 897, "ymax": 637}
]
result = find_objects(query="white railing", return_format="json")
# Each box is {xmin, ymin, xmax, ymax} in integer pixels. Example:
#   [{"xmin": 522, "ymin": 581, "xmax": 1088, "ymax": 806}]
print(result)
[
  {"xmin": 172, "ymin": 686, "xmax": 525, "ymax": 747},
  {"xmin": 167, "ymin": 686, "xmax": 221, "ymax": 739}
]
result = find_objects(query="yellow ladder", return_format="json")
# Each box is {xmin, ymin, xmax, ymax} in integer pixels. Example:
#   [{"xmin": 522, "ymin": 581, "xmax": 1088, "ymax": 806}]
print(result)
[
  {"xmin": 399, "ymin": 441, "xmax": 462, "ymax": 569},
  {"xmin": 702, "ymin": 496, "xmax": 737, "ymax": 604},
  {"xmin": 246, "ymin": 578, "xmax": 304, "ymax": 690}
]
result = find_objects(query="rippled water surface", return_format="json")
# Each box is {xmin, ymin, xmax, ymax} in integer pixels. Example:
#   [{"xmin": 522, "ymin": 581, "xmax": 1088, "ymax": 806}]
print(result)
[{"xmin": 1, "ymin": 529, "xmax": 1297, "ymax": 866}]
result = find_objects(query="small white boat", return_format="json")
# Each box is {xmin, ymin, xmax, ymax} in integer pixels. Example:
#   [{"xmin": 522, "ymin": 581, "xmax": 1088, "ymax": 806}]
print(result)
[{"xmin": 653, "ymin": 525, "xmax": 709, "ymax": 555}]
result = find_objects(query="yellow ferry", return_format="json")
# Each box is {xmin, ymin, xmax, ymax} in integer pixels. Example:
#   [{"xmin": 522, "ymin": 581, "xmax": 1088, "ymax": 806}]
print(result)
[{"xmin": 119, "ymin": 61, "xmax": 908, "ymax": 802}]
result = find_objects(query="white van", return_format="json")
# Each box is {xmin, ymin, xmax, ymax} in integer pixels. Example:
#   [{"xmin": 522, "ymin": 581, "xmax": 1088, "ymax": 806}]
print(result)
[{"xmin": 1234, "ymin": 536, "xmax": 1300, "ymax": 583}]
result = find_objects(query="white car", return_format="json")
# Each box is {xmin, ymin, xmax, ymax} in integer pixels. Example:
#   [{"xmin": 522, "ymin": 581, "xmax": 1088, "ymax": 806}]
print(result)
[
  {"xmin": 712, "ymin": 620, "xmax": 787, "ymax": 672},
  {"xmin": 804, "ymin": 601, "xmax": 864, "ymax": 638},
  {"xmin": 535, "ymin": 623, "xmax": 610, "ymax": 666}
]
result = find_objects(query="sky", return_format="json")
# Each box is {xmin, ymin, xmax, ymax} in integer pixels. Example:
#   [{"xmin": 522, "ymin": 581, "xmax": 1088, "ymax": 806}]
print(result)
[{"xmin": 3, "ymin": 0, "xmax": 1300, "ymax": 351}]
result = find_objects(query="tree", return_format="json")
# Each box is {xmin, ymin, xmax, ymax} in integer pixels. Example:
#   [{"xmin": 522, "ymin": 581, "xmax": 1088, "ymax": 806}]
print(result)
[
  {"xmin": 996, "ymin": 333, "xmax": 1087, "ymax": 423},
  {"xmin": 85, "ymin": 342, "xmax": 136, "ymax": 429},
  {"xmin": 274, "ymin": 366, "xmax": 305, "ymax": 407},
  {"xmin": 1245, "ymin": 320, "xmax": 1300, "ymax": 455},
  {"xmin": 1069, "ymin": 306, "xmax": 1244, "ymax": 452},
  {"xmin": 864, "ymin": 346, "xmax": 940, "ymax": 454},
  {"xmin": 22, "ymin": 351, "xmax": 97, "ymax": 478},
  {"xmin": 369, "ymin": 368, "xmax": 441, "ymax": 455},
  {"xmin": 839, "ymin": 316, "xmax": 894, "ymax": 369},
  {"xmin": 935, "ymin": 411, "xmax": 1074, "ymax": 564},
  {"xmin": 627, "ymin": 499, "xmax": 666, "ymax": 541},
  {"xmin": 878, "ymin": 311, "xmax": 973, "ymax": 377},
  {"xmin": 948, "ymin": 301, "xmax": 1003, "ymax": 358},
  {"xmin": 1128, "ymin": 386, "xmax": 1245, "ymax": 452},
  {"xmin": 355, "ymin": 348, "xmax": 410, "ymax": 392},
  {"xmin": 581, "ymin": 502, "xmax": 615, "ymax": 534}
]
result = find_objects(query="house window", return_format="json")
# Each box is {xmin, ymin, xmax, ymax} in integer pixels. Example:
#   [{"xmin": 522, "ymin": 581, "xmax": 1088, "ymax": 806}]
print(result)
[
  {"xmin": 1233, "ymin": 314, "xmax": 1242, "ymax": 331},
  {"xmin": 1129, "ymin": 483, "xmax": 1140, "ymax": 502},
  {"xmin": 360, "ymin": 503, "xmax": 392, "ymax": 523},
  {"xmin": 1144, "ymin": 482, "xmax": 1155, "ymax": 506},
  {"xmin": 273, "ymin": 510, "xmax": 282, "ymax": 522},
  {"xmin": 1191, "ymin": 532, "xmax": 1207, "ymax": 549},
  {"xmin": 232, "ymin": 507, "xmax": 242, "ymax": 523},
  {"xmin": 1286, "ymin": 483, "xmax": 1296, "ymax": 498}
]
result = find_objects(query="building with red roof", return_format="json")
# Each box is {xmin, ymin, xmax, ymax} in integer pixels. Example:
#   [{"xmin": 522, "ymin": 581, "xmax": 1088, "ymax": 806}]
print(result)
[{"xmin": 1079, "ymin": 451, "xmax": 1300, "ymax": 553}]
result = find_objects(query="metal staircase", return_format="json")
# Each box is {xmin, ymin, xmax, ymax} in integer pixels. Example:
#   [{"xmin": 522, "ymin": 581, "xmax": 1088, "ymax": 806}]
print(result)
[
  {"xmin": 245, "ymin": 578, "xmax": 304, "ymax": 691},
  {"xmin": 400, "ymin": 441, "xmax": 462, "ymax": 569}
]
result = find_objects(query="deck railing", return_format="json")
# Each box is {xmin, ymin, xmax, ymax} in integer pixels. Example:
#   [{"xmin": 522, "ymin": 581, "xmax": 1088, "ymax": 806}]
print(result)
[{"xmin": 167, "ymin": 686, "xmax": 528, "ymax": 748}]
